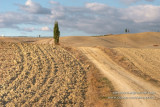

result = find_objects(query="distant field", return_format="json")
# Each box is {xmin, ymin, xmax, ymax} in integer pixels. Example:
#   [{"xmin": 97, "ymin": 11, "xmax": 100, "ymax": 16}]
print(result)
[{"xmin": 60, "ymin": 32, "xmax": 160, "ymax": 48}]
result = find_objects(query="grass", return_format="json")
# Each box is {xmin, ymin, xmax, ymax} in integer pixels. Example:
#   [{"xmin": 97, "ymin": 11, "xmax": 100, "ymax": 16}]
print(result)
[{"xmin": 98, "ymin": 46, "xmax": 160, "ymax": 87}]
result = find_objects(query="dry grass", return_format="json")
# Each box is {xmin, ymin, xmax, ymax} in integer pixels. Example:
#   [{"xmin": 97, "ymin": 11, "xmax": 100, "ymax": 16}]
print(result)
[
  {"xmin": 62, "ymin": 46, "xmax": 121, "ymax": 107},
  {"xmin": 98, "ymin": 47, "xmax": 160, "ymax": 87},
  {"xmin": 153, "ymin": 44, "xmax": 159, "ymax": 47}
]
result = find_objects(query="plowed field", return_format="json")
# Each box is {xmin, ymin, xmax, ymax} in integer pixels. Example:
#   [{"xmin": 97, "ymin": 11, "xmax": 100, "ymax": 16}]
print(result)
[{"xmin": 0, "ymin": 42, "xmax": 87, "ymax": 107}]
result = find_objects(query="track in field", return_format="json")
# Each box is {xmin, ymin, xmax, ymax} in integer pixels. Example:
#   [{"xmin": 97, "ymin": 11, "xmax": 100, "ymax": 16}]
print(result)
[{"xmin": 0, "ymin": 42, "xmax": 87, "ymax": 107}]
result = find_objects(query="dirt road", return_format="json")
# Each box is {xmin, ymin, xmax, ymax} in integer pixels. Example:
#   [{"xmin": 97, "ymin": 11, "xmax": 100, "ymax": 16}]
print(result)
[{"xmin": 79, "ymin": 47, "xmax": 160, "ymax": 107}]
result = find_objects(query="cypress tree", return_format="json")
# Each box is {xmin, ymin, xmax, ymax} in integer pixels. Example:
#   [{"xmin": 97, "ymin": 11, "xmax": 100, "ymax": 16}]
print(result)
[
  {"xmin": 54, "ymin": 21, "xmax": 60, "ymax": 44},
  {"xmin": 125, "ymin": 28, "xmax": 128, "ymax": 33}
]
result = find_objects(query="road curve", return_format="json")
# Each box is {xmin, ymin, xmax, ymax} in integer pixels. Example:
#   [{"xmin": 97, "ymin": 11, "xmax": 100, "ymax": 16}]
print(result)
[{"xmin": 79, "ymin": 47, "xmax": 160, "ymax": 107}]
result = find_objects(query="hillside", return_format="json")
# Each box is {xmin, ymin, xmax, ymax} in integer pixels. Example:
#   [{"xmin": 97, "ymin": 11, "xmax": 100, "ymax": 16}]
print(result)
[
  {"xmin": 60, "ymin": 32, "xmax": 160, "ymax": 48},
  {"xmin": 0, "ymin": 32, "xmax": 160, "ymax": 107}
]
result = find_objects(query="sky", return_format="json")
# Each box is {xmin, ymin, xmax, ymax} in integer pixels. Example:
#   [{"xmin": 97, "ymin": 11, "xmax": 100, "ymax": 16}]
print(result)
[{"xmin": 0, "ymin": 0, "xmax": 160, "ymax": 37}]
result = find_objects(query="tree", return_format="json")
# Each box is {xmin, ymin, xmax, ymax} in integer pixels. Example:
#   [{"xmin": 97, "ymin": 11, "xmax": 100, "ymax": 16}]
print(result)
[
  {"xmin": 54, "ymin": 21, "xmax": 60, "ymax": 45},
  {"xmin": 128, "ymin": 29, "xmax": 130, "ymax": 33},
  {"xmin": 125, "ymin": 28, "xmax": 130, "ymax": 33},
  {"xmin": 125, "ymin": 28, "xmax": 128, "ymax": 33}
]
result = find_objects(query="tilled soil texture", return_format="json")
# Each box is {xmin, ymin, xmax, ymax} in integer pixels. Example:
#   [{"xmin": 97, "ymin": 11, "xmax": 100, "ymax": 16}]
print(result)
[{"xmin": 0, "ymin": 42, "xmax": 87, "ymax": 107}]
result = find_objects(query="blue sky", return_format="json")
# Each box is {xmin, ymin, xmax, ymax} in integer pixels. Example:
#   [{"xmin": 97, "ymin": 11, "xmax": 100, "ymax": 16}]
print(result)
[{"xmin": 0, "ymin": 0, "xmax": 160, "ymax": 37}]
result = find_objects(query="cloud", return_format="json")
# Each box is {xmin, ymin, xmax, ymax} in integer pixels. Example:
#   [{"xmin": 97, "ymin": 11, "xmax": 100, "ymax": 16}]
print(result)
[
  {"xmin": 19, "ymin": 0, "xmax": 51, "ymax": 14},
  {"xmin": 0, "ymin": 12, "xmax": 37, "ymax": 29},
  {"xmin": 121, "ymin": 0, "xmax": 140, "ymax": 4},
  {"xmin": 120, "ymin": 0, "xmax": 155, "ymax": 4},
  {"xmin": 50, "ymin": 1, "xmax": 60, "ymax": 5},
  {"xmin": 146, "ymin": 0, "xmax": 155, "ymax": 1},
  {"xmin": 50, "ymin": 2, "xmax": 160, "ymax": 34},
  {"xmin": 120, "ymin": 5, "xmax": 160, "ymax": 23},
  {"xmin": 85, "ymin": 3, "xmax": 108, "ymax": 11},
  {"xmin": 48, "ymin": 2, "xmax": 123, "ymax": 34},
  {"xmin": 22, "ymin": 27, "xmax": 35, "ymax": 32},
  {"xmin": 0, "ymin": 1, "xmax": 160, "ymax": 35},
  {"xmin": 19, "ymin": 26, "xmax": 51, "ymax": 32},
  {"xmin": 41, "ymin": 26, "xmax": 51, "ymax": 31}
]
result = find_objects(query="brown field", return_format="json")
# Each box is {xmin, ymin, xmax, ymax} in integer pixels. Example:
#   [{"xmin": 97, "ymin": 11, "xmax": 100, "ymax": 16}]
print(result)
[
  {"xmin": 0, "ymin": 42, "xmax": 88, "ymax": 106},
  {"xmin": 0, "ymin": 38, "xmax": 116, "ymax": 107},
  {"xmin": 0, "ymin": 32, "xmax": 160, "ymax": 107}
]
